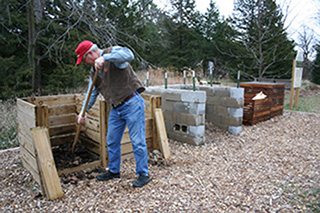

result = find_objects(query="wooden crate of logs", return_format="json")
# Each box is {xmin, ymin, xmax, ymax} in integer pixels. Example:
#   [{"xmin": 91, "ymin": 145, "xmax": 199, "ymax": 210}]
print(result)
[
  {"xmin": 240, "ymin": 82, "xmax": 285, "ymax": 125},
  {"xmin": 17, "ymin": 93, "xmax": 163, "ymax": 200}
]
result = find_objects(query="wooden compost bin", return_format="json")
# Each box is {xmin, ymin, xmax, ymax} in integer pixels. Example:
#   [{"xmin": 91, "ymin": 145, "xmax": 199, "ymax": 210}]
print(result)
[
  {"xmin": 17, "ymin": 93, "xmax": 161, "ymax": 200},
  {"xmin": 240, "ymin": 82, "xmax": 285, "ymax": 125}
]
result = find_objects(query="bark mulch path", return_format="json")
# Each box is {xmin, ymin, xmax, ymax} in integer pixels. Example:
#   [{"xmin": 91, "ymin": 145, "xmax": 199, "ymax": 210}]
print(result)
[{"xmin": 0, "ymin": 111, "xmax": 319, "ymax": 212}]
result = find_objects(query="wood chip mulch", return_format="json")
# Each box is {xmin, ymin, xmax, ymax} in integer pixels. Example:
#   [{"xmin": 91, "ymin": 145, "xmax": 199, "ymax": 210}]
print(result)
[{"xmin": 0, "ymin": 111, "xmax": 319, "ymax": 212}]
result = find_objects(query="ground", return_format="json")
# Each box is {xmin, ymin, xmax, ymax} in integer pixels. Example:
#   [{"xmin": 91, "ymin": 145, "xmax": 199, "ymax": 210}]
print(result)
[{"xmin": 0, "ymin": 110, "xmax": 319, "ymax": 212}]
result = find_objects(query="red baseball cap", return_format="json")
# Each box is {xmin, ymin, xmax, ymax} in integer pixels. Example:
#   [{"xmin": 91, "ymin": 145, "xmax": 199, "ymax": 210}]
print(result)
[{"xmin": 75, "ymin": 40, "xmax": 93, "ymax": 65}]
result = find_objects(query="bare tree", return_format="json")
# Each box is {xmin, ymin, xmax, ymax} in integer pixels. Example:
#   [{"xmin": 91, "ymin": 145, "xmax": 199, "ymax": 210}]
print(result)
[{"xmin": 297, "ymin": 25, "xmax": 315, "ymax": 79}]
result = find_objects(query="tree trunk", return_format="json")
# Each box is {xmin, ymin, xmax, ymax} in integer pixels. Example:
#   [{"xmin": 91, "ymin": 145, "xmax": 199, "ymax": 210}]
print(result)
[{"xmin": 27, "ymin": 0, "xmax": 41, "ymax": 95}]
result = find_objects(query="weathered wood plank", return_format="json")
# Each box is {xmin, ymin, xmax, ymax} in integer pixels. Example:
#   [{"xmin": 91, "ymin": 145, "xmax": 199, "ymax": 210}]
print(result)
[
  {"xmin": 25, "ymin": 94, "xmax": 75, "ymax": 106},
  {"xmin": 154, "ymin": 108, "xmax": 171, "ymax": 159},
  {"xmin": 80, "ymin": 127, "xmax": 100, "ymax": 142},
  {"xmin": 83, "ymin": 117, "xmax": 100, "ymax": 132},
  {"xmin": 50, "ymin": 134, "xmax": 75, "ymax": 147},
  {"xmin": 99, "ymin": 100, "xmax": 107, "ymax": 167},
  {"xmin": 58, "ymin": 161, "xmax": 101, "ymax": 176},
  {"xmin": 17, "ymin": 98, "xmax": 36, "ymax": 113},
  {"xmin": 20, "ymin": 146, "xmax": 39, "ymax": 176},
  {"xmin": 18, "ymin": 129, "xmax": 35, "ymax": 157},
  {"xmin": 48, "ymin": 104, "xmax": 76, "ymax": 116},
  {"xmin": 75, "ymin": 105, "xmax": 100, "ymax": 118},
  {"xmin": 36, "ymin": 105, "xmax": 49, "ymax": 127},
  {"xmin": 49, "ymin": 124, "xmax": 76, "ymax": 137},
  {"xmin": 49, "ymin": 114, "xmax": 76, "ymax": 127},
  {"xmin": 31, "ymin": 127, "xmax": 63, "ymax": 200},
  {"xmin": 17, "ymin": 108, "xmax": 36, "ymax": 130},
  {"xmin": 80, "ymin": 136, "xmax": 100, "ymax": 155}
]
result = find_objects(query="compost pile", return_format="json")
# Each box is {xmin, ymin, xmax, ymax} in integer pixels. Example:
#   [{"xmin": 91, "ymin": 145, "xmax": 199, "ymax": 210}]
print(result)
[
  {"xmin": 1, "ymin": 110, "xmax": 319, "ymax": 212},
  {"xmin": 52, "ymin": 141, "xmax": 99, "ymax": 171}
]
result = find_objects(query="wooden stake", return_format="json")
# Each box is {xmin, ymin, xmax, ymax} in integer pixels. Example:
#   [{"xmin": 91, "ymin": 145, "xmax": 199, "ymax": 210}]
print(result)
[
  {"xmin": 294, "ymin": 87, "xmax": 300, "ymax": 108},
  {"xmin": 289, "ymin": 59, "xmax": 296, "ymax": 110},
  {"xmin": 99, "ymin": 100, "xmax": 107, "ymax": 167}
]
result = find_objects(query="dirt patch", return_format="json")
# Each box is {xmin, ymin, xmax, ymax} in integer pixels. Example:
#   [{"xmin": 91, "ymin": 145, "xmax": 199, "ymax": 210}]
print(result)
[{"xmin": 1, "ymin": 110, "xmax": 319, "ymax": 212}]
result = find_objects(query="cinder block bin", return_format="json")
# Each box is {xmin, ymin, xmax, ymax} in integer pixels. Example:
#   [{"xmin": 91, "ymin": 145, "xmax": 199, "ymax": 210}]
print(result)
[{"xmin": 17, "ymin": 93, "xmax": 161, "ymax": 200}]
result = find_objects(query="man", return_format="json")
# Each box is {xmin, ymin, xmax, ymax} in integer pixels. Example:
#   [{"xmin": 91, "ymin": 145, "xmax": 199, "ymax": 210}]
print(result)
[{"xmin": 75, "ymin": 40, "xmax": 150, "ymax": 188}]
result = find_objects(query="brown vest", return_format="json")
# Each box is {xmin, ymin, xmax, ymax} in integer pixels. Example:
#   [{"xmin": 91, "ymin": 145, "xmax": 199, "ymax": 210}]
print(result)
[{"xmin": 90, "ymin": 47, "xmax": 145, "ymax": 106}]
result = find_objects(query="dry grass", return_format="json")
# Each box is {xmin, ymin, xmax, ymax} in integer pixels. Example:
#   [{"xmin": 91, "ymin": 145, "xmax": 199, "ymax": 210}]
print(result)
[
  {"xmin": 137, "ymin": 67, "xmax": 201, "ymax": 87},
  {"xmin": 0, "ymin": 99, "xmax": 18, "ymax": 149}
]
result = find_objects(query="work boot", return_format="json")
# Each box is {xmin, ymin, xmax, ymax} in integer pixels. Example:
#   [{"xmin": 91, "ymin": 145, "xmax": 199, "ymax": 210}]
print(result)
[
  {"xmin": 133, "ymin": 174, "xmax": 151, "ymax": 188},
  {"xmin": 96, "ymin": 170, "xmax": 120, "ymax": 181}
]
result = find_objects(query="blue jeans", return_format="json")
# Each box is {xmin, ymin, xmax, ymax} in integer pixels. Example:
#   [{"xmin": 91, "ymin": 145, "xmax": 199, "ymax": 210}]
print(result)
[{"xmin": 107, "ymin": 93, "xmax": 149, "ymax": 176}]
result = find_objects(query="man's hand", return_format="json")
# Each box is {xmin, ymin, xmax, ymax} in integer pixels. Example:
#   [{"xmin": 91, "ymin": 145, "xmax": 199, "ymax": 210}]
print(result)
[
  {"xmin": 95, "ymin": 56, "xmax": 105, "ymax": 71},
  {"xmin": 77, "ymin": 112, "xmax": 87, "ymax": 124}
]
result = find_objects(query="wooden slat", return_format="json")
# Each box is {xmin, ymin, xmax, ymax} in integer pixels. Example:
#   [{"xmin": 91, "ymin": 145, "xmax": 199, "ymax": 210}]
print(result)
[
  {"xmin": 49, "ymin": 114, "xmax": 76, "ymax": 127},
  {"xmin": 50, "ymin": 134, "xmax": 75, "ymax": 147},
  {"xmin": 75, "ymin": 105, "xmax": 100, "ymax": 117},
  {"xmin": 49, "ymin": 124, "xmax": 76, "ymax": 136},
  {"xmin": 18, "ymin": 128, "xmax": 35, "ymax": 157},
  {"xmin": 17, "ymin": 108, "xmax": 36, "ymax": 131},
  {"xmin": 154, "ymin": 108, "xmax": 171, "ymax": 159},
  {"xmin": 99, "ymin": 100, "xmax": 107, "ymax": 167},
  {"xmin": 121, "ymin": 131, "xmax": 131, "ymax": 144},
  {"xmin": 80, "ymin": 127, "xmax": 100, "ymax": 142},
  {"xmin": 36, "ymin": 105, "xmax": 49, "ymax": 127},
  {"xmin": 80, "ymin": 136, "xmax": 100, "ymax": 155},
  {"xmin": 151, "ymin": 96, "xmax": 161, "ymax": 150},
  {"xmin": 17, "ymin": 98, "xmax": 36, "ymax": 113},
  {"xmin": 20, "ymin": 147, "xmax": 39, "ymax": 180},
  {"xmin": 48, "ymin": 104, "xmax": 76, "ymax": 116},
  {"xmin": 58, "ymin": 161, "xmax": 101, "ymax": 176},
  {"xmin": 25, "ymin": 94, "xmax": 75, "ymax": 106},
  {"xmin": 31, "ymin": 127, "xmax": 63, "ymax": 200},
  {"xmin": 83, "ymin": 117, "xmax": 100, "ymax": 132}
]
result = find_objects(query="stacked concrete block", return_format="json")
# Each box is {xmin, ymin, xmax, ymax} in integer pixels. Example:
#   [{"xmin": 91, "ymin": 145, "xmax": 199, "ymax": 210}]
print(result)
[
  {"xmin": 200, "ymin": 86, "xmax": 244, "ymax": 134},
  {"xmin": 146, "ymin": 86, "xmax": 206, "ymax": 145},
  {"xmin": 145, "ymin": 84, "xmax": 244, "ymax": 145}
]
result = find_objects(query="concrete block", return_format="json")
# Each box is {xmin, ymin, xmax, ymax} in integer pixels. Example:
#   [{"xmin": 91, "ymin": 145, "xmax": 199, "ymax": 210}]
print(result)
[
  {"xmin": 167, "ymin": 131, "xmax": 205, "ymax": 146},
  {"xmin": 228, "ymin": 117, "xmax": 243, "ymax": 126},
  {"xmin": 215, "ymin": 106, "xmax": 228, "ymax": 116},
  {"xmin": 215, "ymin": 122, "xmax": 228, "ymax": 131},
  {"xmin": 173, "ymin": 102, "xmax": 190, "ymax": 114},
  {"xmin": 222, "ymin": 97, "xmax": 243, "ymax": 108},
  {"xmin": 199, "ymin": 87, "xmax": 216, "ymax": 96},
  {"xmin": 163, "ymin": 91, "xmax": 181, "ymax": 101},
  {"xmin": 214, "ymin": 87, "xmax": 230, "ymax": 97},
  {"xmin": 189, "ymin": 103, "xmax": 206, "ymax": 114},
  {"xmin": 206, "ymin": 96, "xmax": 223, "ymax": 105},
  {"xmin": 145, "ymin": 87, "xmax": 163, "ymax": 96},
  {"xmin": 228, "ymin": 108, "xmax": 243, "ymax": 118},
  {"xmin": 206, "ymin": 105, "xmax": 216, "ymax": 115},
  {"xmin": 230, "ymin": 87, "xmax": 244, "ymax": 98},
  {"xmin": 189, "ymin": 125, "xmax": 205, "ymax": 137},
  {"xmin": 164, "ymin": 120, "xmax": 175, "ymax": 133},
  {"xmin": 206, "ymin": 114, "xmax": 221, "ymax": 124},
  {"xmin": 161, "ymin": 100, "xmax": 175, "ymax": 111},
  {"xmin": 228, "ymin": 126, "xmax": 242, "ymax": 135},
  {"xmin": 175, "ymin": 113, "xmax": 205, "ymax": 126},
  {"xmin": 162, "ymin": 110, "xmax": 174, "ymax": 122},
  {"xmin": 181, "ymin": 90, "xmax": 206, "ymax": 103}
]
